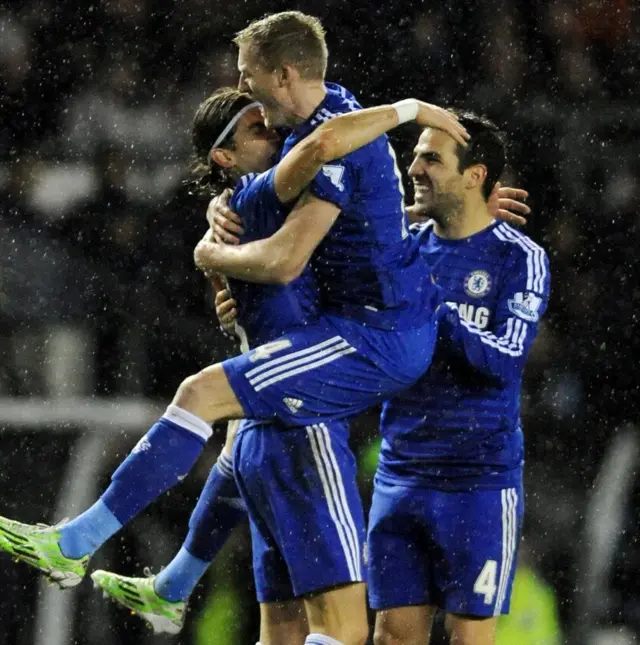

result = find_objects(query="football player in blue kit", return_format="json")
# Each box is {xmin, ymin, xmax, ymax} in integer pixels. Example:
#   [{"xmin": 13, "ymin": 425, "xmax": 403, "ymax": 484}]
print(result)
[{"xmin": 368, "ymin": 114, "xmax": 551, "ymax": 645}]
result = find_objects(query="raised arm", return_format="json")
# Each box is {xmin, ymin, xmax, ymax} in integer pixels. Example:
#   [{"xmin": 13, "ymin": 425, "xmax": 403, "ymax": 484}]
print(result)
[{"xmin": 273, "ymin": 100, "xmax": 469, "ymax": 203}]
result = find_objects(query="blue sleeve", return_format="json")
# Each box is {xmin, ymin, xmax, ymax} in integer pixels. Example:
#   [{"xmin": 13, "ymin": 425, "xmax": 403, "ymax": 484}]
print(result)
[
  {"xmin": 230, "ymin": 168, "xmax": 284, "ymax": 239},
  {"xmin": 438, "ymin": 247, "xmax": 551, "ymax": 386},
  {"xmin": 307, "ymin": 156, "xmax": 355, "ymax": 210}
]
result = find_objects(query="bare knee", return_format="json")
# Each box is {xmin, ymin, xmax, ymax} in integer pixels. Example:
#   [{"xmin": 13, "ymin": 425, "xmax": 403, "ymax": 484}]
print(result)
[
  {"xmin": 173, "ymin": 364, "xmax": 242, "ymax": 422},
  {"xmin": 174, "ymin": 372, "xmax": 203, "ymax": 408}
]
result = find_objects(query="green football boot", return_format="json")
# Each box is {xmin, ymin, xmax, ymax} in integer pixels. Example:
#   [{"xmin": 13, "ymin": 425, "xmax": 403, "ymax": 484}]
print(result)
[
  {"xmin": 91, "ymin": 570, "xmax": 186, "ymax": 634},
  {"xmin": 0, "ymin": 515, "xmax": 88, "ymax": 587}
]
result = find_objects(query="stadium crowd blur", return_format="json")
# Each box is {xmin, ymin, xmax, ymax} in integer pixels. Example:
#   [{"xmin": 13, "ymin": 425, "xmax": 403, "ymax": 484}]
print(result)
[{"xmin": 1, "ymin": 0, "xmax": 639, "ymax": 642}]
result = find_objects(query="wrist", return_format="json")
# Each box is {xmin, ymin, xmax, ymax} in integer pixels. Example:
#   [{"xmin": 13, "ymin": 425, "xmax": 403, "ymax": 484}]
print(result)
[{"xmin": 392, "ymin": 99, "xmax": 419, "ymax": 124}]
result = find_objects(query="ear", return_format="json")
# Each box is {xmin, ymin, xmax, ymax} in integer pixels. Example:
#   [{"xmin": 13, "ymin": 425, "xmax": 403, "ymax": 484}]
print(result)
[
  {"xmin": 210, "ymin": 147, "xmax": 235, "ymax": 170},
  {"xmin": 279, "ymin": 63, "xmax": 297, "ymax": 87},
  {"xmin": 465, "ymin": 164, "xmax": 487, "ymax": 190}
]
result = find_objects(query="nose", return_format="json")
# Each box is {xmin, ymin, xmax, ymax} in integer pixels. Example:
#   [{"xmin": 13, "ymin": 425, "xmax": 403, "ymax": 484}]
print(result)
[{"xmin": 408, "ymin": 157, "xmax": 422, "ymax": 178}]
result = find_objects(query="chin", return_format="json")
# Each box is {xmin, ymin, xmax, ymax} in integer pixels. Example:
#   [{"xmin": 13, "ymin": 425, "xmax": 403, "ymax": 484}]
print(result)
[{"xmin": 413, "ymin": 198, "xmax": 432, "ymax": 215}]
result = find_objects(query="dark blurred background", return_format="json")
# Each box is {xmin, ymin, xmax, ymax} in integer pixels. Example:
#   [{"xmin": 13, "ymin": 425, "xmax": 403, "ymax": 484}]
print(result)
[{"xmin": 1, "ymin": 0, "xmax": 639, "ymax": 643}]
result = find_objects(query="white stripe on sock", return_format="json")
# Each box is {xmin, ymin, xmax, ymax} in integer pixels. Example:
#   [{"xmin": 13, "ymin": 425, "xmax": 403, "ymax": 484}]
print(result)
[{"xmin": 163, "ymin": 404, "xmax": 212, "ymax": 441}]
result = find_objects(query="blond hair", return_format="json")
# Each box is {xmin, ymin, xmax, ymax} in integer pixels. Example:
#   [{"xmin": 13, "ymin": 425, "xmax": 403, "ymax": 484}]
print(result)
[{"xmin": 234, "ymin": 11, "xmax": 328, "ymax": 80}]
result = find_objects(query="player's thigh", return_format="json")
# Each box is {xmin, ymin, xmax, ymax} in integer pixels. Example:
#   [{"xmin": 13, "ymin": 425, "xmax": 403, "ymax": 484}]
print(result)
[
  {"xmin": 222, "ymin": 320, "xmax": 414, "ymax": 427},
  {"xmin": 373, "ymin": 605, "xmax": 436, "ymax": 645},
  {"xmin": 444, "ymin": 613, "xmax": 497, "ymax": 645},
  {"xmin": 304, "ymin": 582, "xmax": 369, "ymax": 645},
  {"xmin": 430, "ymin": 485, "xmax": 524, "ymax": 618},
  {"xmin": 173, "ymin": 362, "xmax": 244, "ymax": 422},
  {"xmin": 260, "ymin": 599, "xmax": 307, "ymax": 645},
  {"xmin": 367, "ymin": 480, "xmax": 430, "ymax": 611}
]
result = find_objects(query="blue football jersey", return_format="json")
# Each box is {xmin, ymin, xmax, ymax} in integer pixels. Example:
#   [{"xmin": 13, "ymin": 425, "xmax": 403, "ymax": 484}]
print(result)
[
  {"xmin": 377, "ymin": 220, "xmax": 551, "ymax": 490},
  {"xmin": 227, "ymin": 168, "xmax": 320, "ymax": 348},
  {"xmin": 280, "ymin": 83, "xmax": 435, "ymax": 331}
]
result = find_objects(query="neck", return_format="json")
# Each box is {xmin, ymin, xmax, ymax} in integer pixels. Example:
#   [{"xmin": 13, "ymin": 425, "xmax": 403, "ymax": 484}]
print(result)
[
  {"xmin": 435, "ymin": 193, "xmax": 494, "ymax": 240},
  {"xmin": 228, "ymin": 168, "xmax": 243, "ymax": 183},
  {"xmin": 286, "ymin": 80, "xmax": 327, "ymax": 125}
]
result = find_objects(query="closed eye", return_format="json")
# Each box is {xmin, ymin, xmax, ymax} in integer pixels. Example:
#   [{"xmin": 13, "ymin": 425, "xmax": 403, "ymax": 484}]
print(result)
[{"xmin": 250, "ymin": 123, "xmax": 268, "ymax": 135}]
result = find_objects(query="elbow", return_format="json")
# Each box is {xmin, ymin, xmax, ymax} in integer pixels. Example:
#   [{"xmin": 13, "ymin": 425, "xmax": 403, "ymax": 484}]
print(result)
[
  {"xmin": 309, "ymin": 128, "xmax": 340, "ymax": 163},
  {"xmin": 273, "ymin": 262, "xmax": 305, "ymax": 285},
  {"xmin": 269, "ymin": 256, "xmax": 306, "ymax": 285}
]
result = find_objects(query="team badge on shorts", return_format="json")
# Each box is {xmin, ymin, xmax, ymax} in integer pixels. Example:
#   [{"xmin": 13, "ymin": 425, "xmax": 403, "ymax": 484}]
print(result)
[{"xmin": 464, "ymin": 270, "xmax": 492, "ymax": 298}]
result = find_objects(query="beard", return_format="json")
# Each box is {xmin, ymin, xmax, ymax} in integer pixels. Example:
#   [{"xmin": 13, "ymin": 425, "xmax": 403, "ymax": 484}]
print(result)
[{"xmin": 414, "ymin": 188, "xmax": 464, "ymax": 228}]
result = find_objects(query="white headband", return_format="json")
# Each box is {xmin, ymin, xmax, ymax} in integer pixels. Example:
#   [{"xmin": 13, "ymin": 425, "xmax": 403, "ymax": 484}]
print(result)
[{"xmin": 210, "ymin": 101, "xmax": 262, "ymax": 157}]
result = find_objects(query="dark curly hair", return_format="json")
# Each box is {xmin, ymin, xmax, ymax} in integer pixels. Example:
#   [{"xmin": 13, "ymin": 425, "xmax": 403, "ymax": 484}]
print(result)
[{"xmin": 189, "ymin": 87, "xmax": 256, "ymax": 195}]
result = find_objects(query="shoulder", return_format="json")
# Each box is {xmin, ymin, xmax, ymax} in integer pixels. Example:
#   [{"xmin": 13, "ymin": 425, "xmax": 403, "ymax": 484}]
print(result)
[
  {"xmin": 231, "ymin": 172, "xmax": 259, "ymax": 200},
  {"xmin": 491, "ymin": 223, "xmax": 548, "ymax": 262},
  {"xmin": 231, "ymin": 170, "xmax": 275, "ymax": 209},
  {"xmin": 325, "ymin": 83, "xmax": 362, "ymax": 112},
  {"xmin": 490, "ymin": 223, "xmax": 550, "ymax": 291},
  {"xmin": 311, "ymin": 84, "xmax": 361, "ymax": 129}
]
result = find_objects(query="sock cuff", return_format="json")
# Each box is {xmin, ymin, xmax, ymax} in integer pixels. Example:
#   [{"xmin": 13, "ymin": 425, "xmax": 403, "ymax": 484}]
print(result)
[
  {"xmin": 305, "ymin": 635, "xmax": 344, "ymax": 645},
  {"xmin": 163, "ymin": 405, "xmax": 212, "ymax": 441},
  {"xmin": 216, "ymin": 452, "xmax": 234, "ymax": 479}
]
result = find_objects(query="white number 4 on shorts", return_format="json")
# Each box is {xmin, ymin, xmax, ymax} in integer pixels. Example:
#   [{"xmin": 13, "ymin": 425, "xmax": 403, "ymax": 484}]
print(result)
[
  {"xmin": 473, "ymin": 559, "xmax": 498, "ymax": 605},
  {"xmin": 250, "ymin": 339, "xmax": 292, "ymax": 362}
]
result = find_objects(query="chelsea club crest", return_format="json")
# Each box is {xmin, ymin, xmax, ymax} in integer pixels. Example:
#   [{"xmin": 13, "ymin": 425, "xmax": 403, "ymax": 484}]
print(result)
[{"xmin": 464, "ymin": 270, "xmax": 492, "ymax": 298}]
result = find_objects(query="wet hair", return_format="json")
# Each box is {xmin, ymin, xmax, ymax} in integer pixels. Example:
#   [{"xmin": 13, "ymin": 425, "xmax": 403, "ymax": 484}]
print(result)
[
  {"xmin": 189, "ymin": 87, "xmax": 255, "ymax": 194},
  {"xmin": 234, "ymin": 11, "xmax": 328, "ymax": 80},
  {"xmin": 451, "ymin": 111, "xmax": 506, "ymax": 200}
]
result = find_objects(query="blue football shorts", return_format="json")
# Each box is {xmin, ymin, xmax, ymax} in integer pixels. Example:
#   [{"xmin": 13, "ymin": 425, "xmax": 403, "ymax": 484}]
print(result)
[
  {"xmin": 367, "ymin": 477, "xmax": 524, "ymax": 616},
  {"xmin": 233, "ymin": 419, "xmax": 366, "ymax": 602},
  {"xmin": 223, "ymin": 313, "xmax": 437, "ymax": 427}
]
